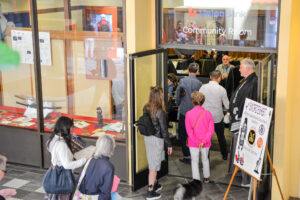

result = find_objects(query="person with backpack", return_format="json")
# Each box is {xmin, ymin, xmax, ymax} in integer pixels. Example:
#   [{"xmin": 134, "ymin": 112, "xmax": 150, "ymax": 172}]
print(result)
[
  {"xmin": 142, "ymin": 86, "xmax": 172, "ymax": 200},
  {"xmin": 185, "ymin": 91, "xmax": 214, "ymax": 183}
]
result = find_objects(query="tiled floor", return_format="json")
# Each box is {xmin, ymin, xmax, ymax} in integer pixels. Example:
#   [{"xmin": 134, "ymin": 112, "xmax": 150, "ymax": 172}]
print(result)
[
  {"xmin": 0, "ymin": 152, "xmax": 249, "ymax": 200},
  {"xmin": 0, "ymin": 128, "xmax": 251, "ymax": 199}
]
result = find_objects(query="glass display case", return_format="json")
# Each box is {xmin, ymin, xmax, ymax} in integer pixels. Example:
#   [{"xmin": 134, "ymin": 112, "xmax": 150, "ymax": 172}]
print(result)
[{"xmin": 0, "ymin": 0, "xmax": 126, "ymax": 141}]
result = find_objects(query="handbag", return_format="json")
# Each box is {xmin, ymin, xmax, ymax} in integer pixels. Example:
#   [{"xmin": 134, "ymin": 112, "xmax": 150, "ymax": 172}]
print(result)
[
  {"xmin": 73, "ymin": 159, "xmax": 99, "ymax": 200},
  {"xmin": 43, "ymin": 142, "xmax": 76, "ymax": 194}
]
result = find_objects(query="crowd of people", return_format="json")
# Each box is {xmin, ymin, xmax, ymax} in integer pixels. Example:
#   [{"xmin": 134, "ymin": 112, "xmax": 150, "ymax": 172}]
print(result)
[{"xmin": 142, "ymin": 57, "xmax": 257, "ymax": 199}]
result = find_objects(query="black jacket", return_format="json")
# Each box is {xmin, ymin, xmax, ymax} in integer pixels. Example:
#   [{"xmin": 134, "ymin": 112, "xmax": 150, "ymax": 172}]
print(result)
[
  {"xmin": 229, "ymin": 72, "xmax": 258, "ymax": 131},
  {"xmin": 143, "ymin": 107, "xmax": 172, "ymax": 147},
  {"xmin": 0, "ymin": 195, "xmax": 5, "ymax": 200}
]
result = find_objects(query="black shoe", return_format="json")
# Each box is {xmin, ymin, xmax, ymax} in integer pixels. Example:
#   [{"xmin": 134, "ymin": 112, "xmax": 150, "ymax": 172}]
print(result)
[
  {"xmin": 146, "ymin": 190, "xmax": 161, "ymax": 200},
  {"xmin": 179, "ymin": 158, "xmax": 191, "ymax": 164},
  {"xmin": 153, "ymin": 181, "xmax": 162, "ymax": 192},
  {"xmin": 222, "ymin": 155, "xmax": 228, "ymax": 160}
]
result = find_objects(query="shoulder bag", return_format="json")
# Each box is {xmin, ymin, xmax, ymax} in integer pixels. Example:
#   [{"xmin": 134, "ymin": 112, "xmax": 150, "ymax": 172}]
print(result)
[
  {"xmin": 43, "ymin": 142, "xmax": 76, "ymax": 194},
  {"xmin": 73, "ymin": 159, "xmax": 99, "ymax": 200}
]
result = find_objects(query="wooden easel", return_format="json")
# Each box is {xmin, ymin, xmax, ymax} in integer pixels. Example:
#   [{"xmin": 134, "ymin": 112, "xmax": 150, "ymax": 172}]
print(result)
[{"xmin": 223, "ymin": 147, "xmax": 284, "ymax": 200}]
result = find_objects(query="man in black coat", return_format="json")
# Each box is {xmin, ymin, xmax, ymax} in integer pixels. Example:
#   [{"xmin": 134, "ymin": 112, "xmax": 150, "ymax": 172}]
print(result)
[{"xmin": 228, "ymin": 58, "xmax": 258, "ymax": 187}]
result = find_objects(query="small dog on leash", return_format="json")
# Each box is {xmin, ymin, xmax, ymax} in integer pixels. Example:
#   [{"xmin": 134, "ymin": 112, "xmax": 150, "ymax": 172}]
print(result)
[{"xmin": 173, "ymin": 179, "xmax": 203, "ymax": 200}]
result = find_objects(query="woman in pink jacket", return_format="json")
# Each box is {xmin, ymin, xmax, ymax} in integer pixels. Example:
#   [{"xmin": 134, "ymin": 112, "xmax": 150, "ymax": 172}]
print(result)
[{"xmin": 185, "ymin": 91, "xmax": 214, "ymax": 183}]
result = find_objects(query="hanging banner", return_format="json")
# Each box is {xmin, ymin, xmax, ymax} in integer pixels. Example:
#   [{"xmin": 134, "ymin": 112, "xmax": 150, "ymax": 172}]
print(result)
[
  {"xmin": 11, "ymin": 30, "xmax": 52, "ymax": 66},
  {"xmin": 233, "ymin": 98, "xmax": 273, "ymax": 180}
]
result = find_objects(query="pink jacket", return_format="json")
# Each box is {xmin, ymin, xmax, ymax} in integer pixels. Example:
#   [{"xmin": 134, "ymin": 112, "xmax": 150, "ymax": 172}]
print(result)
[{"xmin": 185, "ymin": 106, "xmax": 214, "ymax": 148}]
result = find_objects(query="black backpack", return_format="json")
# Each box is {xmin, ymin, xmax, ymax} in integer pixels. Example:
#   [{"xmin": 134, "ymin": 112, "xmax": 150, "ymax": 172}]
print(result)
[{"xmin": 137, "ymin": 111, "xmax": 156, "ymax": 136}]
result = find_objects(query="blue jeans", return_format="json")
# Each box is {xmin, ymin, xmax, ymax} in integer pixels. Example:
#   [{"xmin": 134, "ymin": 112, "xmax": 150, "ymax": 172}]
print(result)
[{"xmin": 178, "ymin": 114, "xmax": 190, "ymax": 158}]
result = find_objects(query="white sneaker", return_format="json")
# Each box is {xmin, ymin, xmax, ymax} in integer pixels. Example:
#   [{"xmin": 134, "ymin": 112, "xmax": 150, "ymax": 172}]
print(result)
[{"xmin": 241, "ymin": 183, "xmax": 250, "ymax": 187}]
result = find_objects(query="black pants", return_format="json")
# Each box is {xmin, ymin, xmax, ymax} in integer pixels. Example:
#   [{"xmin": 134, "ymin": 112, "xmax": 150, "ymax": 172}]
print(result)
[
  {"xmin": 214, "ymin": 121, "xmax": 228, "ymax": 157},
  {"xmin": 178, "ymin": 114, "xmax": 190, "ymax": 158}
]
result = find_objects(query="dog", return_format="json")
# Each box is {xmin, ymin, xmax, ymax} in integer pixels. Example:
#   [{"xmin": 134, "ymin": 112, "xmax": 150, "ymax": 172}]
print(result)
[{"xmin": 173, "ymin": 179, "xmax": 203, "ymax": 200}]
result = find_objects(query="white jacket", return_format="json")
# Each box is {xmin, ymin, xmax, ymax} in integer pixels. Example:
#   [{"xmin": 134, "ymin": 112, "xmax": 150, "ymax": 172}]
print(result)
[{"xmin": 48, "ymin": 135, "xmax": 86, "ymax": 169}]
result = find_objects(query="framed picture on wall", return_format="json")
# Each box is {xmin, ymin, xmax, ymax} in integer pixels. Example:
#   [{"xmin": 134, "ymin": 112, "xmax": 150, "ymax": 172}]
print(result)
[{"xmin": 84, "ymin": 7, "xmax": 118, "ymax": 32}]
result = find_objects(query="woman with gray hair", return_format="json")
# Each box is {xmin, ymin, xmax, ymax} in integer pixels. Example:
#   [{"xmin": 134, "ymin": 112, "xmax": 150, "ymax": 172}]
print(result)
[{"xmin": 75, "ymin": 135, "xmax": 116, "ymax": 200}]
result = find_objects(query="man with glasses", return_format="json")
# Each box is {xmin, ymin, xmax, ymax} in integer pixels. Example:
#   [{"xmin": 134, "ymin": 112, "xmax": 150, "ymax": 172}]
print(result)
[
  {"xmin": 0, "ymin": 155, "xmax": 16, "ymax": 200},
  {"xmin": 216, "ymin": 55, "xmax": 234, "ymax": 87}
]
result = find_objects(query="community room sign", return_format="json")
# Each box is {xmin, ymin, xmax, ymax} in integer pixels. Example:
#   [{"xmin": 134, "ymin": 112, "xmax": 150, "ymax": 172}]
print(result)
[{"xmin": 233, "ymin": 98, "xmax": 273, "ymax": 180}]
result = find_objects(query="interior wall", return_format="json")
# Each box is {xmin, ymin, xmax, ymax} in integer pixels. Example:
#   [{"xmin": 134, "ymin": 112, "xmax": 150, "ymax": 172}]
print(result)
[
  {"xmin": 72, "ymin": 41, "xmax": 112, "ymax": 119},
  {"xmin": 286, "ymin": 0, "xmax": 300, "ymax": 197},
  {"xmin": 1, "ymin": 38, "xmax": 33, "ymax": 108},
  {"xmin": 1, "ymin": 0, "xmax": 28, "ymax": 12},
  {"xmin": 40, "ymin": 40, "xmax": 67, "ymax": 114},
  {"xmin": 71, "ymin": 10, "xmax": 83, "ymax": 31},
  {"xmin": 38, "ymin": 12, "xmax": 65, "ymax": 31},
  {"xmin": 273, "ymin": 0, "xmax": 300, "ymax": 198}
]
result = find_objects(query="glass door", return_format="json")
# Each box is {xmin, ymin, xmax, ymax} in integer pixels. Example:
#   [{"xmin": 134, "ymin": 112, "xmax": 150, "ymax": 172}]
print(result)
[
  {"xmin": 255, "ymin": 54, "xmax": 277, "ymax": 199},
  {"xmin": 129, "ymin": 49, "xmax": 168, "ymax": 191}
]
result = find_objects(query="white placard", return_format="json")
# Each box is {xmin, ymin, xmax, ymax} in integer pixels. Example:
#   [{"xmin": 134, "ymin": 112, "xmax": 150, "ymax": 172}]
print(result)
[
  {"xmin": 233, "ymin": 98, "xmax": 273, "ymax": 180},
  {"xmin": 11, "ymin": 30, "xmax": 52, "ymax": 66}
]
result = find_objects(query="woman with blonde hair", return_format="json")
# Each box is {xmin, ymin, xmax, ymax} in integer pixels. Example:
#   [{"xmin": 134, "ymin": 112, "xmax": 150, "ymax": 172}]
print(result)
[
  {"xmin": 144, "ymin": 86, "xmax": 172, "ymax": 200},
  {"xmin": 185, "ymin": 91, "xmax": 214, "ymax": 183}
]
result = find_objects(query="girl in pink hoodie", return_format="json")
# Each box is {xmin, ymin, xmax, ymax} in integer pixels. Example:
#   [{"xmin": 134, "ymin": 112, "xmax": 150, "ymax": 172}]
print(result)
[{"xmin": 185, "ymin": 91, "xmax": 214, "ymax": 183}]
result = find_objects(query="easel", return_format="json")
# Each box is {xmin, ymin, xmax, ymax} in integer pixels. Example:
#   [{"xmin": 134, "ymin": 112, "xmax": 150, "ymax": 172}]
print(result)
[{"xmin": 223, "ymin": 147, "xmax": 284, "ymax": 200}]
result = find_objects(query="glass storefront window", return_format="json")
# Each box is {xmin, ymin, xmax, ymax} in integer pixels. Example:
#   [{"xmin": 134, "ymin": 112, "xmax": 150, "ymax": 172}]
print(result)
[
  {"xmin": 161, "ymin": 0, "xmax": 278, "ymax": 49},
  {"xmin": 0, "ymin": 1, "xmax": 126, "ymax": 141},
  {"xmin": 37, "ymin": 1, "xmax": 125, "ymax": 141},
  {"xmin": 0, "ymin": 2, "xmax": 38, "ymax": 130}
]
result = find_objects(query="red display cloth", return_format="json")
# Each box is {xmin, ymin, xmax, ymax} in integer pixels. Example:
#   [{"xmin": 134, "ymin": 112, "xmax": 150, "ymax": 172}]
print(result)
[{"xmin": 0, "ymin": 106, "xmax": 122, "ymax": 137}]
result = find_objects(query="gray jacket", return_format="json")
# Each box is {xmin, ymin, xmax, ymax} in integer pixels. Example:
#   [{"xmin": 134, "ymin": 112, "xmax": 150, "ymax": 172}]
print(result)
[{"xmin": 175, "ymin": 75, "xmax": 202, "ymax": 115}]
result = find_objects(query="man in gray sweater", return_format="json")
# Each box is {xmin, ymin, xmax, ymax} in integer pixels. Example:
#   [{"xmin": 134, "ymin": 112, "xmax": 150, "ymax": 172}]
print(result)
[{"xmin": 175, "ymin": 63, "xmax": 202, "ymax": 163}]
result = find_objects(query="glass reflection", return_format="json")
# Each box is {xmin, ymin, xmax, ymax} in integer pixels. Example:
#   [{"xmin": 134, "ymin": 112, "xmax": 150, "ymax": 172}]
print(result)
[{"xmin": 162, "ymin": 0, "xmax": 278, "ymax": 48}]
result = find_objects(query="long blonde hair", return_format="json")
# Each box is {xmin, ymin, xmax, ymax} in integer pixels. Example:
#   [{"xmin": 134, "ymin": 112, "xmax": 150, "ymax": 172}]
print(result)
[{"xmin": 145, "ymin": 86, "xmax": 166, "ymax": 119}]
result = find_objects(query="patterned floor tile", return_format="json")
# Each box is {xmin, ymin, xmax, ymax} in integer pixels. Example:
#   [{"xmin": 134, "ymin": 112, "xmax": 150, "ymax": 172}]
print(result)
[{"xmin": 3, "ymin": 178, "xmax": 30, "ymax": 189}]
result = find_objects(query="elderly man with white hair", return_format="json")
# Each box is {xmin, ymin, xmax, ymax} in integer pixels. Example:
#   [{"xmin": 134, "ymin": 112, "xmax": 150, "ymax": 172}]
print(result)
[
  {"xmin": 228, "ymin": 58, "xmax": 258, "ymax": 188},
  {"xmin": 75, "ymin": 135, "xmax": 116, "ymax": 200}
]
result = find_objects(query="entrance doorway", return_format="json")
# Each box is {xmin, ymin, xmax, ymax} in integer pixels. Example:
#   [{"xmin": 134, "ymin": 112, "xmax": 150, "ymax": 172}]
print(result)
[{"xmin": 166, "ymin": 48, "xmax": 277, "ymax": 190}]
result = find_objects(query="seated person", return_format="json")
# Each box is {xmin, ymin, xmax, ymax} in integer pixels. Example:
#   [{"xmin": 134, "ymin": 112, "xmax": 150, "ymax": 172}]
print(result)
[
  {"xmin": 76, "ymin": 135, "xmax": 116, "ymax": 199},
  {"xmin": 215, "ymin": 55, "xmax": 234, "ymax": 86}
]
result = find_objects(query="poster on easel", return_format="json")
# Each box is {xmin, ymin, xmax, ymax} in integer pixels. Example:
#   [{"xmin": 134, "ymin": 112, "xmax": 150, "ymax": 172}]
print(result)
[
  {"xmin": 11, "ymin": 30, "xmax": 52, "ymax": 66},
  {"xmin": 233, "ymin": 98, "xmax": 273, "ymax": 180}
]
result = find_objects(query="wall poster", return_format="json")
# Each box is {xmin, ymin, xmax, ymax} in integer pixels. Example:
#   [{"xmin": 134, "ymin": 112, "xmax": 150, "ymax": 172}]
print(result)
[{"xmin": 11, "ymin": 30, "xmax": 52, "ymax": 66}]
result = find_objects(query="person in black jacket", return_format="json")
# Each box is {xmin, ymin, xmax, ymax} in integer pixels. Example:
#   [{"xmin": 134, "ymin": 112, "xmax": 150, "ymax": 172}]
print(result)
[
  {"xmin": 143, "ymin": 86, "xmax": 173, "ymax": 200},
  {"xmin": 228, "ymin": 58, "xmax": 258, "ymax": 187}
]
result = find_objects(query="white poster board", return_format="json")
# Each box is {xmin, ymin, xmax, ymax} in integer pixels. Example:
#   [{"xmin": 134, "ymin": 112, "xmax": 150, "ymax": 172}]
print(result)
[
  {"xmin": 11, "ymin": 30, "xmax": 52, "ymax": 66},
  {"xmin": 233, "ymin": 98, "xmax": 273, "ymax": 180}
]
